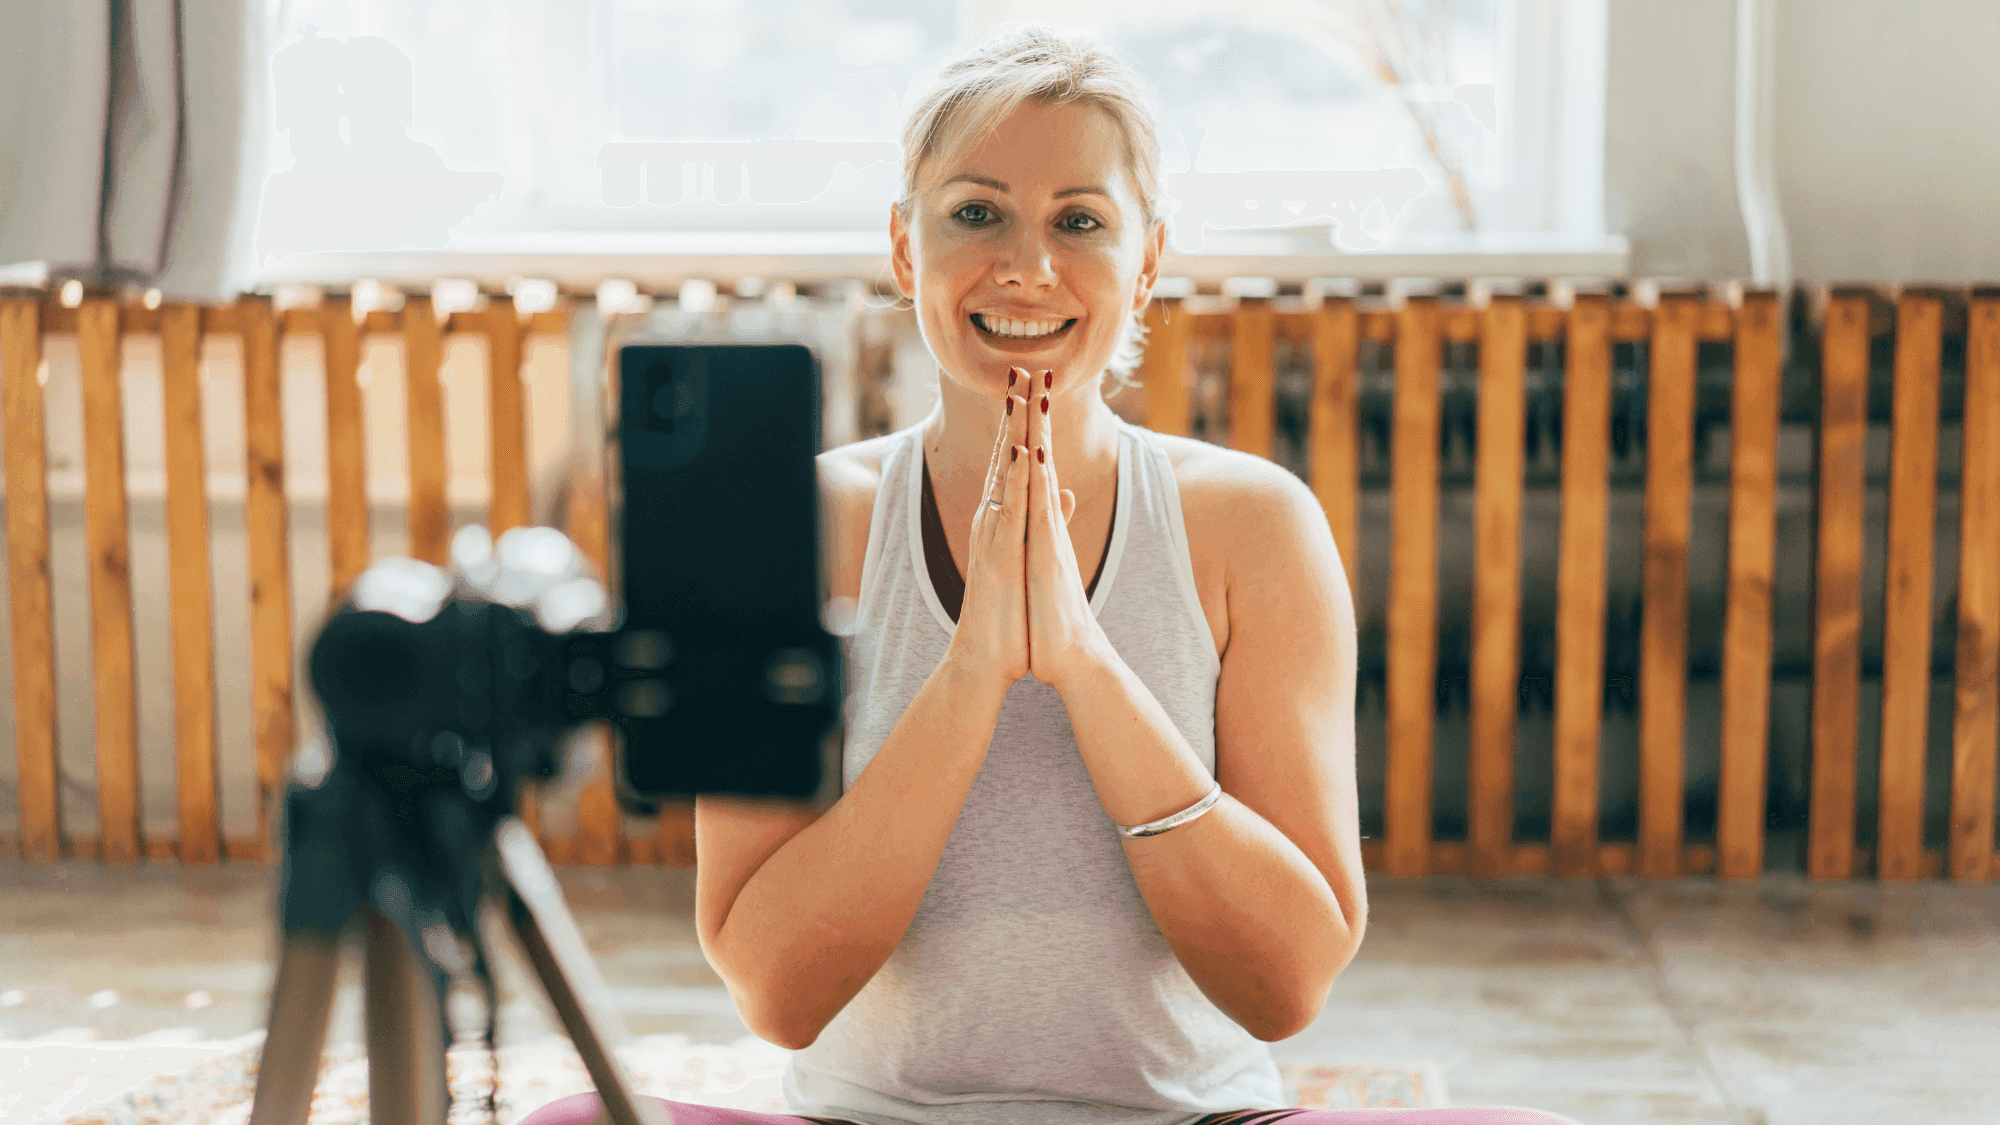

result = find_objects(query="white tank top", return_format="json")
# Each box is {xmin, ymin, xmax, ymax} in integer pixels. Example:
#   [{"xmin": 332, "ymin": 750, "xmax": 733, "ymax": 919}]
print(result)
[{"xmin": 782, "ymin": 418, "xmax": 1288, "ymax": 1125}]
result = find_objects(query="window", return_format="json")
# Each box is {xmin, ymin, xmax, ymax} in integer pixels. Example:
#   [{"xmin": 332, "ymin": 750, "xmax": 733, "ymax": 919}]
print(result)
[{"xmin": 259, "ymin": 0, "xmax": 1606, "ymax": 271}]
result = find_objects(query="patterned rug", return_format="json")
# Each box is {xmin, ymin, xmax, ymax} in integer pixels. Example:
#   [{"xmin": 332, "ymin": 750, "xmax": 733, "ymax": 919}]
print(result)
[{"xmin": 44, "ymin": 1034, "xmax": 1447, "ymax": 1124}]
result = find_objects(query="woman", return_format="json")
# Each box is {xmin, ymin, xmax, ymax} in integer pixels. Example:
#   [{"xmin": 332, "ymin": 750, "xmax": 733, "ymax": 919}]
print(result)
[{"xmin": 525, "ymin": 24, "xmax": 1578, "ymax": 1125}]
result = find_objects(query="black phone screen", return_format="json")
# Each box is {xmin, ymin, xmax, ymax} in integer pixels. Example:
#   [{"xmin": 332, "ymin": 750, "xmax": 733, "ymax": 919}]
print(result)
[{"xmin": 613, "ymin": 342, "xmax": 839, "ymax": 801}]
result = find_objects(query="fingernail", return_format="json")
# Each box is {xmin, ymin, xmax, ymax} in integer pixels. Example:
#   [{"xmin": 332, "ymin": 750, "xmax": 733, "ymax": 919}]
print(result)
[
  {"xmin": 1009, "ymin": 369, "xmax": 1018, "ymax": 387},
  {"xmin": 1040, "ymin": 395, "xmax": 1049, "ymax": 414},
  {"xmin": 1043, "ymin": 370, "xmax": 1053, "ymax": 389},
  {"xmin": 1011, "ymin": 445, "xmax": 1019, "ymax": 461},
  {"xmin": 1036, "ymin": 446, "xmax": 1045, "ymax": 463},
  {"xmin": 1006, "ymin": 396, "xmax": 1014, "ymax": 415}
]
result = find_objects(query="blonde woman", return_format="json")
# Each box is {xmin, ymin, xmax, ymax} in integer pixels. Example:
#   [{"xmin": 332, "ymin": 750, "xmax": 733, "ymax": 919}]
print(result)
[{"xmin": 525, "ymin": 24, "xmax": 1579, "ymax": 1125}]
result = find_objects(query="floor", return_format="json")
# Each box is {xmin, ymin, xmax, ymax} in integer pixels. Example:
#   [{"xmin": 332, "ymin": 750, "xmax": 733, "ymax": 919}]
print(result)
[{"xmin": 2, "ymin": 860, "xmax": 1996, "ymax": 1125}]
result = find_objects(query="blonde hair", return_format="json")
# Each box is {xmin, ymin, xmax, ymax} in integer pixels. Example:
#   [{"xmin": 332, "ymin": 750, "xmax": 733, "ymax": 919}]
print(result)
[{"xmin": 895, "ymin": 24, "xmax": 1165, "ymax": 391}]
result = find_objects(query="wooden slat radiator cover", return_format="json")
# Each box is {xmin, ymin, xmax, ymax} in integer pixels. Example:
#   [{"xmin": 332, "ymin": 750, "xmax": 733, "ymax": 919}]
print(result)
[{"xmin": 1, "ymin": 281, "xmax": 1993, "ymax": 883}]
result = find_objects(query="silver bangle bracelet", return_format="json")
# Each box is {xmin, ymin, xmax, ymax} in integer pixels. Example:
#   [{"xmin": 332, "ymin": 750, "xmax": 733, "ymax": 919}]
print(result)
[{"xmin": 1116, "ymin": 779, "xmax": 1223, "ymax": 839}]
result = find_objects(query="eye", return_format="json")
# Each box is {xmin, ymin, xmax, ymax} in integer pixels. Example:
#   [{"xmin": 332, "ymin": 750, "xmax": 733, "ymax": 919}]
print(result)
[
  {"xmin": 1060, "ymin": 211, "xmax": 1104, "ymax": 233},
  {"xmin": 953, "ymin": 202, "xmax": 994, "ymax": 225}
]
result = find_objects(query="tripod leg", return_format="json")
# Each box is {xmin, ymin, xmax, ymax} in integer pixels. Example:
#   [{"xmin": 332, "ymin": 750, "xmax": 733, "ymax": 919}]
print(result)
[
  {"xmin": 363, "ymin": 909, "xmax": 450, "ymax": 1125},
  {"xmin": 494, "ymin": 817, "xmax": 671, "ymax": 1125},
  {"xmin": 247, "ymin": 931, "xmax": 343, "ymax": 1125}
]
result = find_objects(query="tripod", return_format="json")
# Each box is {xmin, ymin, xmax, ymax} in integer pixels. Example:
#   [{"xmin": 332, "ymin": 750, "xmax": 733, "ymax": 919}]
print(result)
[{"xmin": 247, "ymin": 815, "xmax": 669, "ymax": 1125}]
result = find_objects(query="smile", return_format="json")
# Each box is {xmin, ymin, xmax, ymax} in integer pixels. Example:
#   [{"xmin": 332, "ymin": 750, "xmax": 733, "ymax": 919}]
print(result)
[{"xmin": 970, "ymin": 313, "xmax": 1077, "ymax": 340}]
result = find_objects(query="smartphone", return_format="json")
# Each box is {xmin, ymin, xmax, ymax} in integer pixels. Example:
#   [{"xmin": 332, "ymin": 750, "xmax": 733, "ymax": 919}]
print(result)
[{"xmin": 609, "ymin": 342, "xmax": 840, "ymax": 802}]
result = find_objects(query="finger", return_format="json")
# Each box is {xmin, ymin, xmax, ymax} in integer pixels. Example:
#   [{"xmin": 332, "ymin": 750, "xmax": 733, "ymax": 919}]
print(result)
[
  {"xmin": 1002, "ymin": 441, "xmax": 1030, "ymax": 543},
  {"xmin": 1060, "ymin": 488, "xmax": 1075, "ymax": 525},
  {"xmin": 981, "ymin": 372, "xmax": 1020, "ymax": 500}
]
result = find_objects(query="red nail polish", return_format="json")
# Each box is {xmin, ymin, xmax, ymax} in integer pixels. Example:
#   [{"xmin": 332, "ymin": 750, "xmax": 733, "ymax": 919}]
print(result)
[
  {"xmin": 1012, "ymin": 446, "xmax": 1019, "ymax": 461},
  {"xmin": 1043, "ymin": 370, "xmax": 1053, "ymax": 389},
  {"xmin": 1009, "ymin": 369, "xmax": 1018, "ymax": 387},
  {"xmin": 1036, "ymin": 446, "xmax": 1045, "ymax": 463},
  {"xmin": 1040, "ymin": 395, "xmax": 1049, "ymax": 414},
  {"xmin": 1006, "ymin": 396, "xmax": 1014, "ymax": 415}
]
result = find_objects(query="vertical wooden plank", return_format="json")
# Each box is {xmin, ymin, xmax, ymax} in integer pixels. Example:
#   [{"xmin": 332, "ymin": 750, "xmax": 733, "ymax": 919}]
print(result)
[
  {"xmin": 241, "ymin": 294, "xmax": 295, "ymax": 859},
  {"xmin": 1553, "ymin": 295, "xmax": 1613, "ymax": 878},
  {"xmin": 1469, "ymin": 297, "xmax": 1526, "ymax": 879},
  {"xmin": 403, "ymin": 296, "xmax": 449, "ymax": 565},
  {"xmin": 78, "ymin": 299, "xmax": 143, "ymax": 862},
  {"xmin": 1385, "ymin": 297, "xmax": 1440, "ymax": 877},
  {"xmin": 1140, "ymin": 299, "xmax": 1193, "ymax": 436},
  {"xmin": 1229, "ymin": 298, "xmax": 1275, "ymax": 458},
  {"xmin": 2, "ymin": 298, "xmax": 62, "ymax": 861},
  {"xmin": 160, "ymin": 304, "xmax": 222, "ymax": 865},
  {"xmin": 1811, "ymin": 292, "xmax": 1872, "ymax": 881},
  {"xmin": 322, "ymin": 295, "xmax": 368, "ymax": 594},
  {"xmin": 1639, "ymin": 295, "xmax": 1699, "ymax": 879},
  {"xmin": 1310, "ymin": 298, "xmax": 1361, "ymax": 594},
  {"xmin": 567, "ymin": 473, "xmax": 624, "ymax": 866},
  {"xmin": 1877, "ymin": 292, "xmax": 1943, "ymax": 881},
  {"xmin": 1953, "ymin": 294, "xmax": 2000, "ymax": 882},
  {"xmin": 486, "ymin": 296, "xmax": 531, "ymax": 535},
  {"xmin": 1718, "ymin": 290, "xmax": 1783, "ymax": 880}
]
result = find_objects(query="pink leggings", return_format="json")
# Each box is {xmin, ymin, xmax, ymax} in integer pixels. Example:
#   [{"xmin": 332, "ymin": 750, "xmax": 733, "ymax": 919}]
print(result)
[{"xmin": 517, "ymin": 1095, "xmax": 1584, "ymax": 1125}]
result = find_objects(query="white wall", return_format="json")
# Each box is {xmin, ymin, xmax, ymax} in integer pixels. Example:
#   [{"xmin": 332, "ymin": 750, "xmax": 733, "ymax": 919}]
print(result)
[{"xmin": 1606, "ymin": 0, "xmax": 2000, "ymax": 283}]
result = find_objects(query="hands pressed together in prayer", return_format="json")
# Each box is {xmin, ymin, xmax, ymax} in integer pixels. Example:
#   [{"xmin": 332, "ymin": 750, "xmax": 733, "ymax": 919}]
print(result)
[{"xmin": 946, "ymin": 366, "xmax": 1117, "ymax": 696}]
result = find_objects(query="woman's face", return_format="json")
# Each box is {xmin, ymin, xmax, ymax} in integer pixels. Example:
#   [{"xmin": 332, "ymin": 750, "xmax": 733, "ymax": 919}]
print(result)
[{"xmin": 891, "ymin": 99, "xmax": 1163, "ymax": 400}]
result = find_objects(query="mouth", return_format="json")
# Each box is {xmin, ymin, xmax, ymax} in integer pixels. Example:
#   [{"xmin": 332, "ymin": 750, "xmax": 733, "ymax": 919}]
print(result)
[{"xmin": 970, "ymin": 312, "xmax": 1078, "ymax": 342}]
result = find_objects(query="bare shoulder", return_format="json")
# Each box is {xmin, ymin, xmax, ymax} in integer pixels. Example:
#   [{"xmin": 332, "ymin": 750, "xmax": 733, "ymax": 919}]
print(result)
[
  {"xmin": 817, "ymin": 432, "xmax": 900, "ymax": 601},
  {"xmin": 1152, "ymin": 432, "xmax": 1327, "ymax": 560},
  {"xmin": 817, "ymin": 432, "xmax": 896, "ymax": 506}
]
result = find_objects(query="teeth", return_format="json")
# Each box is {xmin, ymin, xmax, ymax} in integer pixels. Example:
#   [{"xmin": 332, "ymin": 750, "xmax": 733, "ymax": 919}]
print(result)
[{"xmin": 976, "ymin": 314, "xmax": 1067, "ymax": 339}]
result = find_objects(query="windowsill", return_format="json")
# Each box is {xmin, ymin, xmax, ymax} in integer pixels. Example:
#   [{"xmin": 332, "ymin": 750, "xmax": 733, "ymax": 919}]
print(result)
[{"xmin": 250, "ymin": 230, "xmax": 1630, "ymax": 290}]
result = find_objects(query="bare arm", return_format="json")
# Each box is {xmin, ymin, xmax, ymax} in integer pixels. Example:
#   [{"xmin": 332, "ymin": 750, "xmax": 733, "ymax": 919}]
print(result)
[
  {"xmin": 696, "ymin": 392, "xmax": 1038, "ymax": 1049},
  {"xmin": 697, "ymin": 658, "xmax": 1007, "ymax": 1049},
  {"xmin": 1049, "ymin": 456, "xmax": 1366, "ymax": 1041}
]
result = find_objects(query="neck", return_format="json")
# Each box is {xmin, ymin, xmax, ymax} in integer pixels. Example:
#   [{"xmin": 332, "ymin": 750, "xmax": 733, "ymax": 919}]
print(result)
[{"xmin": 921, "ymin": 369, "xmax": 1123, "ymax": 504}]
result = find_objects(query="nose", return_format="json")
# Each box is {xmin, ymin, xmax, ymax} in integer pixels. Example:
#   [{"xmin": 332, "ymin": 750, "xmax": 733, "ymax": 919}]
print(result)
[{"xmin": 991, "ymin": 222, "xmax": 1058, "ymax": 291}]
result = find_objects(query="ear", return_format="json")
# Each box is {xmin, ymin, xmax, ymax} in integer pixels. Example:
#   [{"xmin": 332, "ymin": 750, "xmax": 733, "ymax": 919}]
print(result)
[
  {"xmin": 1131, "ymin": 219, "xmax": 1166, "ymax": 314},
  {"xmin": 889, "ymin": 203, "xmax": 916, "ymax": 302}
]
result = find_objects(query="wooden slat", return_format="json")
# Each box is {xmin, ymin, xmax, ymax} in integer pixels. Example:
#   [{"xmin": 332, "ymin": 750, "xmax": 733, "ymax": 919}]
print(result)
[
  {"xmin": 1526, "ymin": 306, "xmax": 1566, "ymax": 342},
  {"xmin": 322, "ymin": 296, "xmax": 369, "ymax": 594},
  {"xmin": 160, "ymin": 305, "xmax": 222, "ymax": 865},
  {"xmin": 1610, "ymin": 303, "xmax": 1651, "ymax": 342},
  {"xmin": 1877, "ymin": 293, "xmax": 1943, "ymax": 881},
  {"xmin": 240, "ymin": 295, "xmax": 295, "ymax": 859},
  {"xmin": 1638, "ymin": 296, "xmax": 1699, "ymax": 879},
  {"xmin": 1359, "ymin": 309, "xmax": 1394, "ymax": 342},
  {"xmin": 1811, "ymin": 293, "xmax": 1872, "ymax": 880},
  {"xmin": 486, "ymin": 297, "xmax": 531, "ymax": 534},
  {"xmin": 1229, "ymin": 299, "xmax": 1275, "ymax": 457},
  {"xmin": 1441, "ymin": 306, "xmax": 1480, "ymax": 343},
  {"xmin": 1139, "ymin": 300, "xmax": 1193, "ymax": 436},
  {"xmin": 1384, "ymin": 298, "xmax": 1440, "ymax": 877},
  {"xmin": 1718, "ymin": 292, "xmax": 1784, "ymax": 880},
  {"xmin": 1469, "ymin": 297, "xmax": 1527, "ymax": 879},
  {"xmin": 1310, "ymin": 298, "xmax": 1361, "ymax": 594},
  {"xmin": 1, "ymin": 299, "xmax": 62, "ymax": 861},
  {"xmin": 567, "ymin": 474, "xmax": 625, "ymax": 866},
  {"xmin": 1696, "ymin": 303, "xmax": 1735, "ymax": 342},
  {"xmin": 403, "ymin": 297, "xmax": 449, "ymax": 564},
  {"xmin": 78, "ymin": 299, "xmax": 142, "ymax": 862},
  {"xmin": 1553, "ymin": 296, "xmax": 1614, "ymax": 878},
  {"xmin": 1951, "ymin": 295, "xmax": 2000, "ymax": 883}
]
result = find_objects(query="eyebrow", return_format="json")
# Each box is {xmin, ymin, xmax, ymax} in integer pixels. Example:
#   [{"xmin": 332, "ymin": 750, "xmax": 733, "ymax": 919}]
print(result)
[{"xmin": 941, "ymin": 173, "xmax": 1112, "ymax": 200}]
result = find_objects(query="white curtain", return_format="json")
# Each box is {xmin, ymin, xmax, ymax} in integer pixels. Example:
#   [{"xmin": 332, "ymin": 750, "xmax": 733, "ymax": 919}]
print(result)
[{"xmin": 0, "ymin": 0, "xmax": 273, "ymax": 301}]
